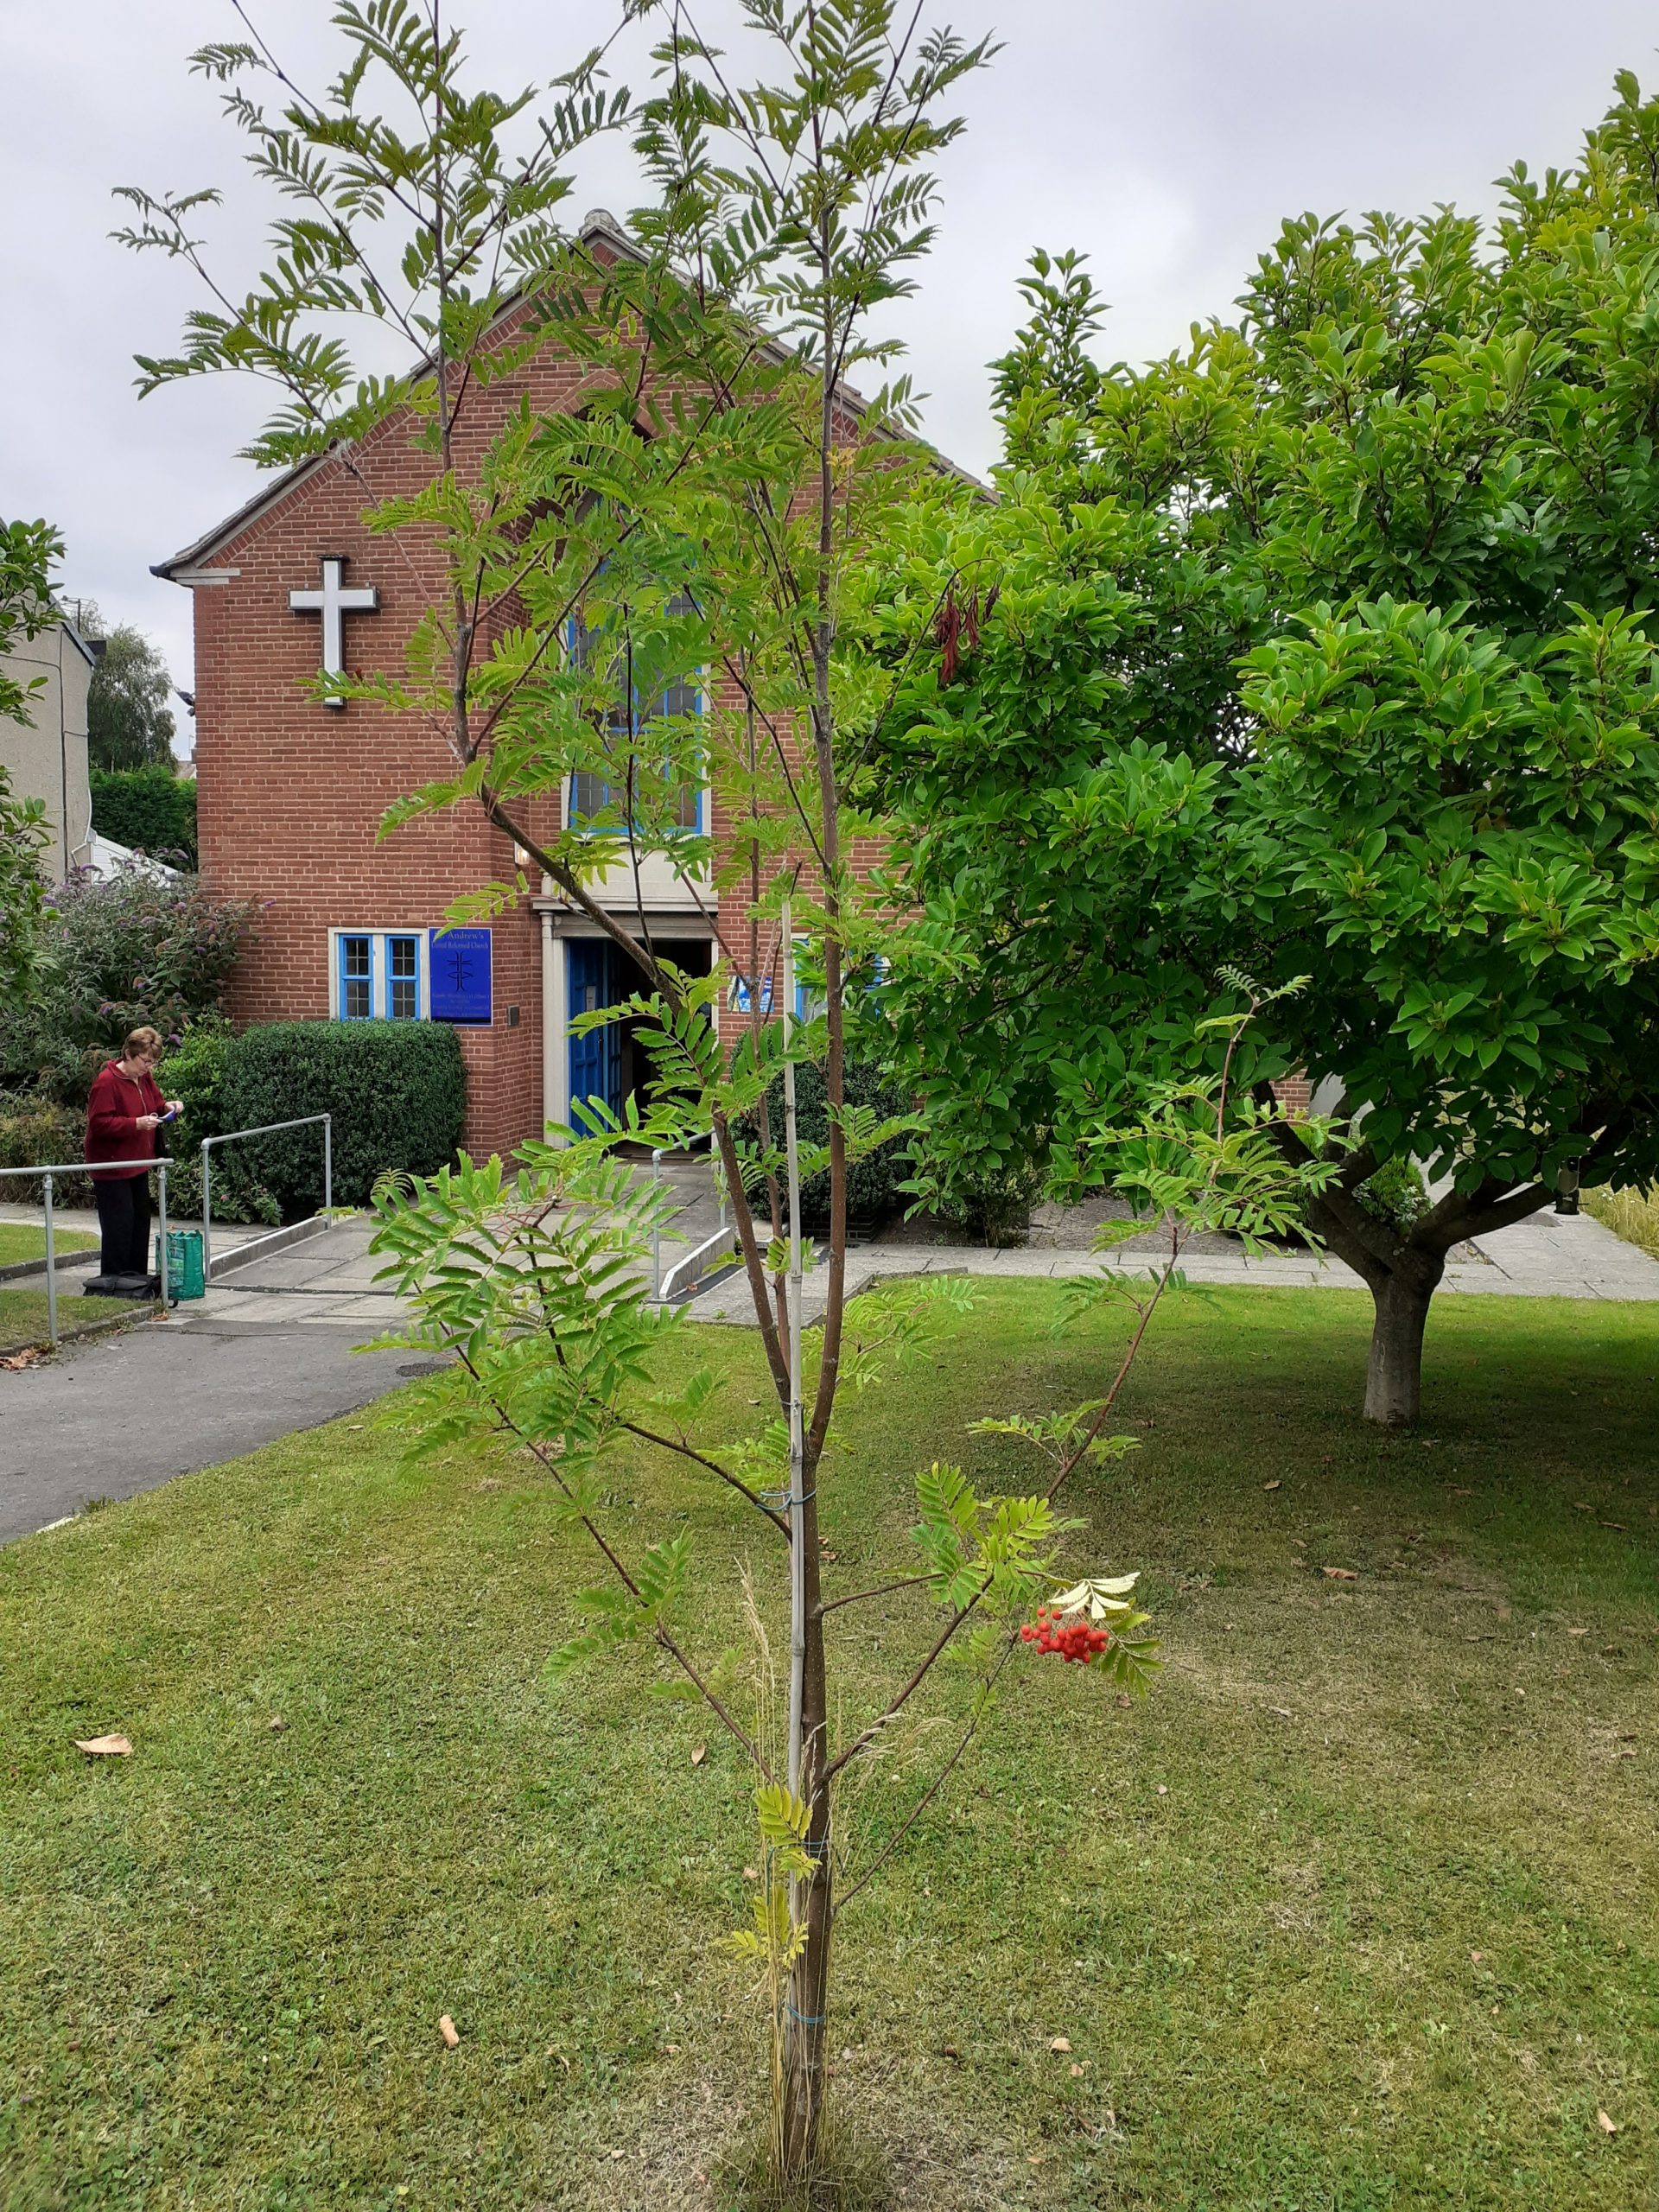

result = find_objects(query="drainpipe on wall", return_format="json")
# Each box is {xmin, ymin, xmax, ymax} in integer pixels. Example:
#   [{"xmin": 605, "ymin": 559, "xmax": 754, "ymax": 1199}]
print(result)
[
  {"xmin": 540, "ymin": 899, "xmax": 570, "ymax": 1144},
  {"xmin": 57, "ymin": 622, "xmax": 68, "ymax": 880}
]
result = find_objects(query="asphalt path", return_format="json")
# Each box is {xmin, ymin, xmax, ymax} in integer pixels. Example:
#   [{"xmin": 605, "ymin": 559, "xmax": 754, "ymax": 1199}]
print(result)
[{"xmin": 0, "ymin": 1312, "xmax": 418, "ymax": 1546}]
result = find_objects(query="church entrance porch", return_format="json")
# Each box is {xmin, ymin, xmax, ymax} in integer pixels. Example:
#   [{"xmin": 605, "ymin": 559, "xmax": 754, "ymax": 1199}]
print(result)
[{"xmin": 552, "ymin": 931, "xmax": 715, "ymax": 1135}]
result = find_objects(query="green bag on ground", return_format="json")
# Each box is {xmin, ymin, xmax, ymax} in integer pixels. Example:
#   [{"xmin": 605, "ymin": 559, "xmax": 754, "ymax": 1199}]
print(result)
[{"xmin": 156, "ymin": 1228, "xmax": 206, "ymax": 1300}]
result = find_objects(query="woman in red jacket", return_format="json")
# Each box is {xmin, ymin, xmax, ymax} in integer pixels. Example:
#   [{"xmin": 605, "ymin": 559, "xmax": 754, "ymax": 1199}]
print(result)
[{"xmin": 84, "ymin": 1026, "xmax": 183, "ymax": 1279}]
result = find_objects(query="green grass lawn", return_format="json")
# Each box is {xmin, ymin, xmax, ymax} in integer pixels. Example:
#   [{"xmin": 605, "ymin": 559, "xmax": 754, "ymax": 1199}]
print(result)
[
  {"xmin": 0, "ymin": 1221, "xmax": 99, "ymax": 1269},
  {"xmin": 1, "ymin": 1284, "xmax": 1655, "ymax": 2209},
  {"xmin": 0, "ymin": 1287, "xmax": 134, "ymax": 1353}
]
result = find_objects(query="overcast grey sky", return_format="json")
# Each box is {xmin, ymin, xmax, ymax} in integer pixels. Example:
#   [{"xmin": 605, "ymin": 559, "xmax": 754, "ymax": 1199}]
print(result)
[{"xmin": 7, "ymin": 1, "xmax": 1659, "ymax": 730}]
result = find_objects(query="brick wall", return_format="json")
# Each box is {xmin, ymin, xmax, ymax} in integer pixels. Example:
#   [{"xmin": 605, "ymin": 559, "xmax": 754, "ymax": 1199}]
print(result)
[
  {"xmin": 187, "ymin": 336, "xmax": 603, "ymax": 1160},
  {"xmin": 180, "ymin": 284, "xmax": 892, "ymax": 1153}
]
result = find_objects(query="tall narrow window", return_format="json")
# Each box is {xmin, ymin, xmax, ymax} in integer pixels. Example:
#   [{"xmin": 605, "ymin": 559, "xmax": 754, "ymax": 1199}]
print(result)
[
  {"xmin": 567, "ymin": 601, "xmax": 703, "ymax": 832},
  {"xmin": 339, "ymin": 933, "xmax": 372, "ymax": 1020},
  {"xmin": 386, "ymin": 934, "xmax": 421, "ymax": 1020}
]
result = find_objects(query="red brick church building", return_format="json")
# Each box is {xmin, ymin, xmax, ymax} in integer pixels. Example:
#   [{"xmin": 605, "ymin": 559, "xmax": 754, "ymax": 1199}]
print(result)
[{"xmin": 157, "ymin": 212, "xmax": 899, "ymax": 1160}]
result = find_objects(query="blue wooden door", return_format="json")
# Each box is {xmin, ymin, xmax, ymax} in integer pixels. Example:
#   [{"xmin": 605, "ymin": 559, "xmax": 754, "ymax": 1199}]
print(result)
[{"xmin": 568, "ymin": 941, "xmax": 623, "ymax": 1128}]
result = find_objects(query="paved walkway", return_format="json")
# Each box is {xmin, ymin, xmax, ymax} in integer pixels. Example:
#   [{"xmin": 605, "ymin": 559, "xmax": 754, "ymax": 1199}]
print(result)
[
  {"xmin": 0, "ymin": 1167, "xmax": 737, "ymax": 1543},
  {"xmin": 682, "ymin": 1205, "xmax": 1659, "ymax": 1324},
  {"xmin": 0, "ymin": 1217, "xmax": 414, "ymax": 1545},
  {"xmin": 6, "ymin": 1183, "xmax": 1654, "ymax": 1545}
]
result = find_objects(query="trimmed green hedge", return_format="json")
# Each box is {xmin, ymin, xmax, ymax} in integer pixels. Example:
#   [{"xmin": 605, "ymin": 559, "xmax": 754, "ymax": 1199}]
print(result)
[
  {"xmin": 162, "ymin": 1021, "xmax": 278, "ymax": 1226},
  {"xmin": 219, "ymin": 1020, "xmax": 466, "ymax": 1216},
  {"xmin": 89, "ymin": 767, "xmax": 197, "ymax": 863}
]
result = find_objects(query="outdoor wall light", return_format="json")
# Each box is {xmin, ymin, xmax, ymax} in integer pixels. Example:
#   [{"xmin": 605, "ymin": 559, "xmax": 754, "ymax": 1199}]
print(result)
[{"xmin": 1554, "ymin": 1160, "xmax": 1581, "ymax": 1216}]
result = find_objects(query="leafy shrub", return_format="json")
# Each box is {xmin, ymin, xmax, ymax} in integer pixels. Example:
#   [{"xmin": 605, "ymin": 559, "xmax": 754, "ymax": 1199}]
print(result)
[
  {"xmin": 1291, "ymin": 1150, "xmax": 1429, "ymax": 1246},
  {"xmin": 0, "ymin": 864, "xmax": 254, "ymax": 1104},
  {"xmin": 741, "ymin": 1058, "xmax": 914, "ymax": 1234},
  {"xmin": 89, "ymin": 766, "xmax": 197, "ymax": 863},
  {"xmin": 1355, "ymin": 1154, "xmax": 1430, "ymax": 1236},
  {"xmin": 0, "ymin": 1090, "xmax": 90, "ymax": 1206},
  {"xmin": 936, "ymin": 1154, "xmax": 1047, "ymax": 1247},
  {"xmin": 219, "ymin": 1020, "xmax": 466, "ymax": 1216}
]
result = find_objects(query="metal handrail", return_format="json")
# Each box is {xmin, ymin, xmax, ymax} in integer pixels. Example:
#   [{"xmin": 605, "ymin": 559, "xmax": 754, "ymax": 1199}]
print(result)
[
  {"xmin": 0, "ymin": 1155, "xmax": 175, "ymax": 1347},
  {"xmin": 0, "ymin": 1157, "xmax": 172, "ymax": 1177},
  {"xmin": 200, "ymin": 1114, "xmax": 331, "ymax": 1279}
]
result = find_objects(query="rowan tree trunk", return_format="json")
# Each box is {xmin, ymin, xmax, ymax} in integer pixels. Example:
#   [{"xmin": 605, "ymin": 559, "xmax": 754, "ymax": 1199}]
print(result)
[
  {"xmin": 781, "ymin": 1580, "xmax": 830, "ymax": 2170},
  {"xmin": 1362, "ymin": 1257, "xmax": 1443, "ymax": 1426}
]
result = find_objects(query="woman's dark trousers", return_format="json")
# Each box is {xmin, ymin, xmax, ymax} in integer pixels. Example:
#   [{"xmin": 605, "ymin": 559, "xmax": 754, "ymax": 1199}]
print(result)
[{"xmin": 94, "ymin": 1177, "xmax": 152, "ymax": 1276}]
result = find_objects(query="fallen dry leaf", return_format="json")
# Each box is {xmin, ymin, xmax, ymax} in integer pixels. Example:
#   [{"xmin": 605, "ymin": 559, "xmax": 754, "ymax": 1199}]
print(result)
[
  {"xmin": 1471, "ymin": 1949, "xmax": 1483, "ymax": 1963},
  {"xmin": 1048, "ymin": 2035, "xmax": 1072, "ymax": 2054},
  {"xmin": 1155, "ymin": 1783, "xmax": 1168, "ymax": 1796},
  {"xmin": 268, "ymin": 1716, "xmax": 286, "ymax": 1732},
  {"xmin": 1601, "ymin": 1521, "xmax": 1628, "ymax": 1532},
  {"xmin": 1597, "ymin": 2109, "xmax": 1618, "ymax": 2135},
  {"xmin": 73, "ymin": 1734, "xmax": 131, "ymax": 1758},
  {"xmin": 1263, "ymin": 1479, "xmax": 1281, "ymax": 1491},
  {"xmin": 690, "ymin": 1744, "xmax": 706, "ymax": 1767},
  {"xmin": 1322, "ymin": 1567, "xmax": 1358, "ymax": 1581},
  {"xmin": 742, "ymin": 1866, "xmax": 760, "ymax": 1881},
  {"xmin": 1070, "ymin": 2062, "xmax": 1085, "ymax": 2076},
  {"xmin": 0, "ymin": 1347, "xmax": 42, "ymax": 1370},
  {"xmin": 1269, "ymin": 1707, "xmax": 1293, "ymax": 1719},
  {"xmin": 438, "ymin": 2014, "xmax": 460, "ymax": 2049},
  {"xmin": 1567, "ymin": 1626, "xmax": 1589, "ymax": 1637}
]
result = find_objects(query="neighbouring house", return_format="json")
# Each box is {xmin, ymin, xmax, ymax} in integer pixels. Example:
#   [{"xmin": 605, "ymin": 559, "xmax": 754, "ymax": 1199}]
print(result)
[
  {"xmin": 156, "ymin": 211, "xmax": 938, "ymax": 1160},
  {"xmin": 0, "ymin": 611, "xmax": 95, "ymax": 880}
]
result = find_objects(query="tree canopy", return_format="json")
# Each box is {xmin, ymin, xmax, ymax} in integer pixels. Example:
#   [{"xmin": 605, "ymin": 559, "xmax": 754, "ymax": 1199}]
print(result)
[
  {"xmin": 860, "ymin": 68, "xmax": 1659, "ymax": 1421},
  {"xmin": 84, "ymin": 618, "xmax": 178, "ymax": 772}
]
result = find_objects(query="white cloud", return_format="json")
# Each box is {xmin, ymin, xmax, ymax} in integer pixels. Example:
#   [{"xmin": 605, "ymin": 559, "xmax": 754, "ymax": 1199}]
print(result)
[{"xmin": 5, "ymin": 0, "xmax": 1656, "ymax": 709}]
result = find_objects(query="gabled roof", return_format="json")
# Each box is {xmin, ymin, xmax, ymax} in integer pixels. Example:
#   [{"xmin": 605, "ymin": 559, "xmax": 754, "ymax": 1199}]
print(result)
[{"xmin": 155, "ymin": 207, "xmax": 980, "ymax": 583}]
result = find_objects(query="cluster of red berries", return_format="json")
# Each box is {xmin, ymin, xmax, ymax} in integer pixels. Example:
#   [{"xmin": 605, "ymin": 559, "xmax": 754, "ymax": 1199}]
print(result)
[{"xmin": 1020, "ymin": 1607, "xmax": 1111, "ymax": 1664}]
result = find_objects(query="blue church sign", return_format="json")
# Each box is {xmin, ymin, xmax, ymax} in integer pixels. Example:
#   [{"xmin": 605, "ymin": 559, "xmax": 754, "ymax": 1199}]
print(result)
[{"xmin": 429, "ymin": 926, "xmax": 493, "ymax": 1024}]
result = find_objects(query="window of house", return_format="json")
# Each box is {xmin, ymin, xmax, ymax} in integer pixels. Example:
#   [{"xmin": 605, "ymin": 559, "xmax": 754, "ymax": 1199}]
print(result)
[
  {"xmin": 331, "ymin": 930, "xmax": 427, "ymax": 1020},
  {"xmin": 567, "ymin": 604, "xmax": 703, "ymax": 834}
]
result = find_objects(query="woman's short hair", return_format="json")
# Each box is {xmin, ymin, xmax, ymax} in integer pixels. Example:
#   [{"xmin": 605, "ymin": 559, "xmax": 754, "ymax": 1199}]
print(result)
[{"xmin": 124, "ymin": 1026, "xmax": 163, "ymax": 1060}]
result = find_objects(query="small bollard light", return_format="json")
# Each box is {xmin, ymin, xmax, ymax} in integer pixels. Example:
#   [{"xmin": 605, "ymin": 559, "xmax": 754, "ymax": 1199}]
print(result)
[{"xmin": 1554, "ymin": 1160, "xmax": 1581, "ymax": 1216}]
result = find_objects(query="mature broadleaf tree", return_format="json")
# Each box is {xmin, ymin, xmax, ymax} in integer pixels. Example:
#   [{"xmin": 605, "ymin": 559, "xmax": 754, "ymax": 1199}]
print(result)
[
  {"xmin": 85, "ymin": 620, "xmax": 178, "ymax": 772},
  {"xmin": 860, "ymin": 70, "xmax": 1659, "ymax": 1424}
]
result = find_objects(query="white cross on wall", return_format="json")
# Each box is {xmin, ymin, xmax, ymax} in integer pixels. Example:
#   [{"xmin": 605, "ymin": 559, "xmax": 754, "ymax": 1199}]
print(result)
[{"xmin": 288, "ymin": 556, "xmax": 379, "ymax": 708}]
